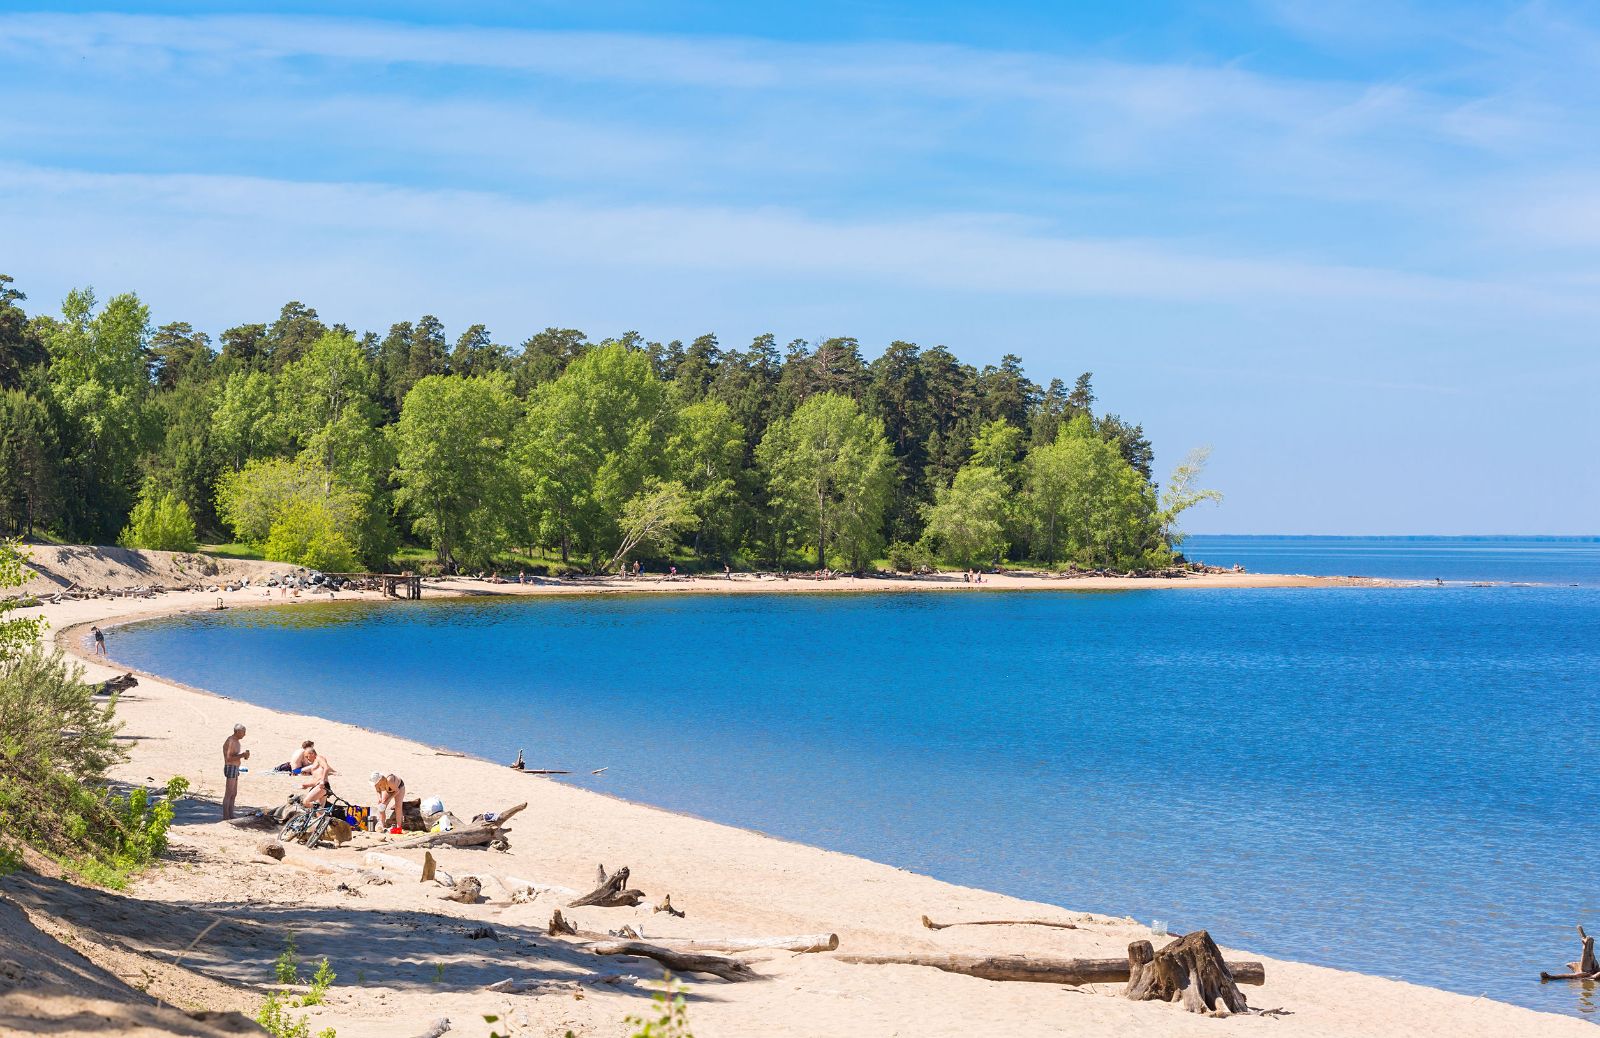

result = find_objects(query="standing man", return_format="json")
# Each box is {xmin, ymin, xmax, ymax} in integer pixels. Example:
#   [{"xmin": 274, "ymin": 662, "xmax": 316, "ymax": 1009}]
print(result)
[{"xmin": 221, "ymin": 724, "xmax": 249, "ymax": 819}]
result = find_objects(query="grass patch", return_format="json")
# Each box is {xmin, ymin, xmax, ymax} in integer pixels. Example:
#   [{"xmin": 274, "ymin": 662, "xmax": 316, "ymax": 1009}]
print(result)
[{"xmin": 199, "ymin": 542, "xmax": 266, "ymax": 561}]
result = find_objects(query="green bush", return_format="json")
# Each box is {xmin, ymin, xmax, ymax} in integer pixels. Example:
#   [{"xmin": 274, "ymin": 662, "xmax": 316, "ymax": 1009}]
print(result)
[
  {"xmin": 0, "ymin": 645, "xmax": 187, "ymax": 886},
  {"xmin": 118, "ymin": 484, "xmax": 199, "ymax": 552},
  {"xmin": 256, "ymin": 992, "xmax": 335, "ymax": 1038},
  {"xmin": 624, "ymin": 974, "xmax": 693, "ymax": 1038}
]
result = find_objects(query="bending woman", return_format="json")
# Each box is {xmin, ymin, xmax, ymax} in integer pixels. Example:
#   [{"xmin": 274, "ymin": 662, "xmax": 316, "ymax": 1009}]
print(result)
[{"xmin": 372, "ymin": 771, "xmax": 406, "ymax": 830}]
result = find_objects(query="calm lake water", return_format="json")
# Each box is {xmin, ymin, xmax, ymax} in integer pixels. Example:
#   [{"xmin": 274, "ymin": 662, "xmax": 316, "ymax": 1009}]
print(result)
[{"xmin": 112, "ymin": 538, "xmax": 1600, "ymax": 1019}]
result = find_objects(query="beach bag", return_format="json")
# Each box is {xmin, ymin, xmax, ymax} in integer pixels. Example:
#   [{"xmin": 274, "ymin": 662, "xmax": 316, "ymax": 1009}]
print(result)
[
  {"xmin": 345, "ymin": 805, "xmax": 371, "ymax": 830},
  {"xmin": 419, "ymin": 795, "xmax": 444, "ymax": 817}
]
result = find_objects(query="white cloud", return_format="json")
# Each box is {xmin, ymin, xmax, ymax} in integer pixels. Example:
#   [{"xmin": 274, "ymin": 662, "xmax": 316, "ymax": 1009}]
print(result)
[{"xmin": 0, "ymin": 162, "xmax": 1584, "ymax": 320}]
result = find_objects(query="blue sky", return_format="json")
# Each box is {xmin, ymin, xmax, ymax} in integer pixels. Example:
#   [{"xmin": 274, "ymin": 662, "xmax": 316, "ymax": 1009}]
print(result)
[{"xmin": 2, "ymin": 2, "xmax": 1597, "ymax": 534}]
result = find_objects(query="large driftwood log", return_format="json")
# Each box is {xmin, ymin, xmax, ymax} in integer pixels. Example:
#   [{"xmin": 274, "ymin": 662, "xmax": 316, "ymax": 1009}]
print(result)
[
  {"xmin": 1125, "ymin": 932, "xmax": 1248, "ymax": 1014},
  {"xmin": 386, "ymin": 803, "xmax": 527, "ymax": 851},
  {"xmin": 836, "ymin": 950, "xmax": 1264, "ymax": 987},
  {"xmin": 1541, "ymin": 925, "xmax": 1600, "ymax": 981},
  {"xmin": 546, "ymin": 910, "xmax": 836, "ymax": 953},
  {"xmin": 922, "ymin": 914, "xmax": 1077, "ymax": 932},
  {"xmin": 569, "ymin": 865, "xmax": 646, "ymax": 908},
  {"xmin": 578, "ymin": 939, "xmax": 758, "ymax": 982}
]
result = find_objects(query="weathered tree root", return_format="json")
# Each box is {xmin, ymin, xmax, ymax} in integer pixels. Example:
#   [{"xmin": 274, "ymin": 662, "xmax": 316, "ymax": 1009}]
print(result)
[
  {"xmin": 569, "ymin": 865, "xmax": 645, "ymax": 908},
  {"xmin": 1125, "ymin": 931, "xmax": 1248, "ymax": 1015},
  {"xmin": 1541, "ymin": 924, "xmax": 1600, "ymax": 982},
  {"xmin": 654, "ymin": 894, "xmax": 686, "ymax": 918}
]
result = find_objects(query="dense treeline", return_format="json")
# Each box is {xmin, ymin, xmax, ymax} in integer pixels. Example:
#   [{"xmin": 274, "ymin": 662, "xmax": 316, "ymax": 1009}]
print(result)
[{"xmin": 0, "ymin": 273, "xmax": 1217, "ymax": 573}]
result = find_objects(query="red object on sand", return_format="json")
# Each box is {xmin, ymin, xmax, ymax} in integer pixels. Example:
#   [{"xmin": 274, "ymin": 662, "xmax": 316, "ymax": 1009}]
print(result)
[{"xmin": 389, "ymin": 827, "xmax": 403, "ymax": 834}]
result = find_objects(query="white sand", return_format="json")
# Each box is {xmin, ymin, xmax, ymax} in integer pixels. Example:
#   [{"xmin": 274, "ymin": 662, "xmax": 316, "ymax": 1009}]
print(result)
[{"xmin": 5, "ymin": 575, "xmax": 1588, "ymax": 1038}]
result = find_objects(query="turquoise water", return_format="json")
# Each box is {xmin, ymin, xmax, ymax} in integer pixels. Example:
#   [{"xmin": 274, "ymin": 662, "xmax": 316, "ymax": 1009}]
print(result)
[{"xmin": 110, "ymin": 539, "xmax": 1600, "ymax": 1019}]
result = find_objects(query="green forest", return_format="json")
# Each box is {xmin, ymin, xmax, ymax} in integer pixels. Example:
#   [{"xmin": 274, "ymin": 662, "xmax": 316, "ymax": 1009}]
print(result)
[{"xmin": 0, "ymin": 273, "xmax": 1218, "ymax": 575}]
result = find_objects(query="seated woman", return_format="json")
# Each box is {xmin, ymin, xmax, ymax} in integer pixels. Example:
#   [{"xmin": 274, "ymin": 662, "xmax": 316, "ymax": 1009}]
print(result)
[
  {"xmin": 372, "ymin": 771, "xmax": 407, "ymax": 830},
  {"xmin": 300, "ymin": 753, "xmax": 336, "ymax": 808}
]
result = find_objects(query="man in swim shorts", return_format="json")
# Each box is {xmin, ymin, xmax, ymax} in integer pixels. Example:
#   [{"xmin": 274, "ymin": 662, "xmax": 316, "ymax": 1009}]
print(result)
[{"xmin": 221, "ymin": 723, "xmax": 249, "ymax": 819}]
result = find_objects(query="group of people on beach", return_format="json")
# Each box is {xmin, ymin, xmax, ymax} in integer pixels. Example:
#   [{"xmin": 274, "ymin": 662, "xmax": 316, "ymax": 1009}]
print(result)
[{"xmin": 220, "ymin": 728, "xmax": 406, "ymax": 831}]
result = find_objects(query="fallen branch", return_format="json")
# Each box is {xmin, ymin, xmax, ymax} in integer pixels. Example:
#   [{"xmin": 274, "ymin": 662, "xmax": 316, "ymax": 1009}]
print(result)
[
  {"xmin": 835, "ymin": 949, "xmax": 1264, "ymax": 987},
  {"xmin": 578, "ymin": 940, "xmax": 758, "ymax": 982},
  {"xmin": 921, "ymin": 914, "xmax": 1077, "ymax": 932},
  {"xmin": 654, "ymin": 894, "xmax": 685, "ymax": 919},
  {"xmin": 547, "ymin": 910, "xmax": 835, "ymax": 953}
]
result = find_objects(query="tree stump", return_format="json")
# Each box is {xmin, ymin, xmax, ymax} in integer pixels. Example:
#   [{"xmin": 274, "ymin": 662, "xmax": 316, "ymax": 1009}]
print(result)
[
  {"xmin": 548, "ymin": 909, "xmax": 578, "ymax": 937},
  {"xmin": 1125, "ymin": 931, "xmax": 1248, "ymax": 1015}
]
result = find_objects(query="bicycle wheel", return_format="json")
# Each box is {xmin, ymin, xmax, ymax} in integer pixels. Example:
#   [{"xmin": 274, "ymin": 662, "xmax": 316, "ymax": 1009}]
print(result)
[
  {"xmin": 277, "ymin": 812, "xmax": 306, "ymax": 843},
  {"xmin": 304, "ymin": 812, "xmax": 332, "ymax": 849}
]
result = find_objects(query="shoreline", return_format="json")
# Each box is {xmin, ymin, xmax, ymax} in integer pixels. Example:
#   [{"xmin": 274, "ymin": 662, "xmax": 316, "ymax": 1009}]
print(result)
[{"xmin": 8, "ymin": 585, "xmax": 1590, "ymax": 1037}]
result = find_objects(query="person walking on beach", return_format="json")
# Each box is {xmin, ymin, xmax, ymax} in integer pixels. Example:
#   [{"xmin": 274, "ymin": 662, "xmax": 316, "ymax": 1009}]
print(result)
[
  {"xmin": 221, "ymin": 724, "xmax": 249, "ymax": 820},
  {"xmin": 90, "ymin": 625, "xmax": 106, "ymax": 656},
  {"xmin": 372, "ymin": 771, "xmax": 407, "ymax": 831}
]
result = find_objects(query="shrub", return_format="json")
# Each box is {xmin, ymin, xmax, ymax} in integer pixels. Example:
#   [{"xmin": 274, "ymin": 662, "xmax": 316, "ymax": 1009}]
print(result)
[
  {"xmin": 274, "ymin": 933, "xmax": 300, "ymax": 985},
  {"xmin": 625, "ymin": 974, "xmax": 693, "ymax": 1038},
  {"xmin": 118, "ymin": 484, "xmax": 198, "ymax": 552},
  {"xmin": 300, "ymin": 957, "xmax": 335, "ymax": 1006},
  {"xmin": 0, "ymin": 645, "xmax": 187, "ymax": 885},
  {"xmin": 0, "ymin": 538, "xmax": 43, "ymax": 659}
]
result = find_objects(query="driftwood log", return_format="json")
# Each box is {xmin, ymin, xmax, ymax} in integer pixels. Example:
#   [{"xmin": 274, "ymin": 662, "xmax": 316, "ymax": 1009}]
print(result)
[
  {"xmin": 442, "ymin": 877, "xmax": 482, "ymax": 904},
  {"xmin": 836, "ymin": 948, "xmax": 1264, "ymax": 987},
  {"xmin": 1541, "ymin": 925, "xmax": 1600, "ymax": 981},
  {"xmin": 921, "ymin": 914, "xmax": 1077, "ymax": 932},
  {"xmin": 547, "ymin": 910, "xmax": 836, "ymax": 953},
  {"xmin": 654, "ymin": 894, "xmax": 685, "ymax": 918},
  {"xmin": 410, "ymin": 1019, "xmax": 451, "ymax": 1038},
  {"xmin": 95, "ymin": 673, "xmax": 138, "ymax": 697},
  {"xmin": 578, "ymin": 939, "xmax": 758, "ymax": 981},
  {"xmin": 569, "ymin": 865, "xmax": 646, "ymax": 908},
  {"xmin": 1125, "ymin": 932, "xmax": 1248, "ymax": 1014},
  {"xmin": 386, "ymin": 803, "xmax": 526, "ymax": 851}
]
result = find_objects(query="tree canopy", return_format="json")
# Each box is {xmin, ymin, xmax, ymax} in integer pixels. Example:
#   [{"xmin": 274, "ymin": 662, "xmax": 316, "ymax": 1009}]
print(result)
[{"xmin": 0, "ymin": 272, "xmax": 1220, "ymax": 573}]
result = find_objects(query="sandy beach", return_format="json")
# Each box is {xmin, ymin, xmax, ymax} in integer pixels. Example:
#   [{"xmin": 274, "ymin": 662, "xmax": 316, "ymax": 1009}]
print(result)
[{"xmin": 3, "ymin": 563, "xmax": 1586, "ymax": 1038}]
